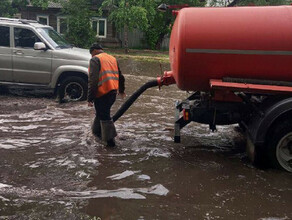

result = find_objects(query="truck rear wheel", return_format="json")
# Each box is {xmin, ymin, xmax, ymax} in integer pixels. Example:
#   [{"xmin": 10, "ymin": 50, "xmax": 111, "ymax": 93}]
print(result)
[
  {"xmin": 58, "ymin": 76, "xmax": 87, "ymax": 103},
  {"xmin": 267, "ymin": 120, "xmax": 292, "ymax": 172}
]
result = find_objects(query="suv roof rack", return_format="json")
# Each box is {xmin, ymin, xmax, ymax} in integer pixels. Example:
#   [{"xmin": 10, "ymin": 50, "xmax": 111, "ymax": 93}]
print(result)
[
  {"xmin": 19, "ymin": 19, "xmax": 39, "ymax": 24},
  {"xmin": 0, "ymin": 17, "xmax": 39, "ymax": 25}
]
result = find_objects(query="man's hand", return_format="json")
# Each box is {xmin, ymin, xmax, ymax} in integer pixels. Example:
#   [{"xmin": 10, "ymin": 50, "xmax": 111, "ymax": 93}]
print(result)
[
  {"xmin": 118, "ymin": 92, "xmax": 126, "ymax": 99},
  {"xmin": 88, "ymin": 101, "xmax": 93, "ymax": 107}
]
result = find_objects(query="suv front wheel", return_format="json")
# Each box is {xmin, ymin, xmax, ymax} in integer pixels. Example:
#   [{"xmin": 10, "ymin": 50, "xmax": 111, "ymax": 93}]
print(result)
[{"xmin": 58, "ymin": 76, "xmax": 87, "ymax": 103}]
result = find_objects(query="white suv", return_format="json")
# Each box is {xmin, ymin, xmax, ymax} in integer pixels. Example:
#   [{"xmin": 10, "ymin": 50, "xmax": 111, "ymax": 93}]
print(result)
[{"xmin": 0, "ymin": 17, "xmax": 91, "ymax": 102}]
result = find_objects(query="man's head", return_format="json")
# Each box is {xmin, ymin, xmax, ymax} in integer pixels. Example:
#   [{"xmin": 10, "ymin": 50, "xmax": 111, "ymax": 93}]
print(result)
[{"xmin": 89, "ymin": 43, "xmax": 103, "ymax": 57}]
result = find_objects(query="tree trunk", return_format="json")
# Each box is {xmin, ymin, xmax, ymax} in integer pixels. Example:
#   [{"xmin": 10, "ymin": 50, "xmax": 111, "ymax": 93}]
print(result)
[
  {"xmin": 155, "ymin": 18, "xmax": 171, "ymax": 50},
  {"xmin": 155, "ymin": 32, "xmax": 166, "ymax": 50}
]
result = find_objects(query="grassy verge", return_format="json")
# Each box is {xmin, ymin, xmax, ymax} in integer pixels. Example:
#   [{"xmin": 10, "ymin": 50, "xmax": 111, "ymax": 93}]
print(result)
[{"xmin": 106, "ymin": 48, "xmax": 169, "ymax": 63}]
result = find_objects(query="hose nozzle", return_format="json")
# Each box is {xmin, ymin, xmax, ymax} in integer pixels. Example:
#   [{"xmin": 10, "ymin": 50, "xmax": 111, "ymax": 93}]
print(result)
[{"xmin": 157, "ymin": 71, "xmax": 176, "ymax": 89}]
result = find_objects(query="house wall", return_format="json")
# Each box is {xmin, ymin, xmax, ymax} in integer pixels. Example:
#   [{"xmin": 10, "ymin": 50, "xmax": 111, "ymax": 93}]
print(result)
[
  {"xmin": 20, "ymin": 6, "xmax": 168, "ymax": 49},
  {"xmin": 119, "ymin": 28, "xmax": 169, "ymax": 50},
  {"xmin": 20, "ymin": 7, "xmax": 121, "ymax": 48},
  {"xmin": 21, "ymin": 7, "xmax": 60, "ymax": 30}
]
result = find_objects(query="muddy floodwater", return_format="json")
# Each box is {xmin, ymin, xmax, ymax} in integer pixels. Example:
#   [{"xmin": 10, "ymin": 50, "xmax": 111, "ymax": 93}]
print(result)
[{"xmin": 0, "ymin": 60, "xmax": 291, "ymax": 219}]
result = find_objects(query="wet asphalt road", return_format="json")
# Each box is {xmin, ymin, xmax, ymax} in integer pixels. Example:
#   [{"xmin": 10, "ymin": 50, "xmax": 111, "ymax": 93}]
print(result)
[{"xmin": 0, "ymin": 72, "xmax": 291, "ymax": 220}]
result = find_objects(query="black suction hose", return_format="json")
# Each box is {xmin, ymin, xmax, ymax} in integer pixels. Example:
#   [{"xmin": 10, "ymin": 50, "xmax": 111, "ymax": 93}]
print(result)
[{"xmin": 113, "ymin": 79, "xmax": 158, "ymax": 122}]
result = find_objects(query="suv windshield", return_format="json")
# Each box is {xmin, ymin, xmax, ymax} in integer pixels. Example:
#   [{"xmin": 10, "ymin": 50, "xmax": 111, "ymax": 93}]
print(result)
[{"xmin": 37, "ymin": 27, "xmax": 72, "ymax": 49}]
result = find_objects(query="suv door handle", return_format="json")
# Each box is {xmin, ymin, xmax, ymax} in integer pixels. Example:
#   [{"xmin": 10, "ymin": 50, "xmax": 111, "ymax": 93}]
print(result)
[{"xmin": 14, "ymin": 50, "xmax": 23, "ymax": 55}]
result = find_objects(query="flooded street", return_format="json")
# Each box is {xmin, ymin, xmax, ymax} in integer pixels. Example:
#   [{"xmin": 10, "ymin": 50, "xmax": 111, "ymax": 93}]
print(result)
[{"xmin": 0, "ymin": 63, "xmax": 291, "ymax": 219}]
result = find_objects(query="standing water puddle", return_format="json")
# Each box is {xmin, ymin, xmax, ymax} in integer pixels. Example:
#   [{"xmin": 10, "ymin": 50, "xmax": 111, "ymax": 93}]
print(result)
[{"xmin": 0, "ymin": 74, "xmax": 291, "ymax": 219}]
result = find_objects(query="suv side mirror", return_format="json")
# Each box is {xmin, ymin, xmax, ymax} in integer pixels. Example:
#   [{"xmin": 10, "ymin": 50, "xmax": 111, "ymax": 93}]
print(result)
[{"xmin": 34, "ymin": 42, "xmax": 46, "ymax": 50}]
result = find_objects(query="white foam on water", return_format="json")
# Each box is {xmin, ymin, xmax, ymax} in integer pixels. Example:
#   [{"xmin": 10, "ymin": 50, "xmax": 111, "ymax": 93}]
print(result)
[
  {"xmin": 0, "ymin": 195, "xmax": 9, "ymax": 201},
  {"xmin": 119, "ymin": 160, "xmax": 132, "ymax": 164},
  {"xmin": 137, "ymin": 174, "xmax": 151, "ymax": 181},
  {"xmin": 0, "ymin": 143, "xmax": 16, "ymax": 149},
  {"xmin": 0, "ymin": 138, "xmax": 42, "ymax": 149},
  {"xmin": 50, "ymin": 138, "xmax": 73, "ymax": 145},
  {"xmin": 69, "ymin": 189, "xmax": 146, "ymax": 200},
  {"xmin": 75, "ymin": 171, "xmax": 90, "ymax": 178},
  {"xmin": 259, "ymin": 218, "xmax": 289, "ymax": 220},
  {"xmin": 107, "ymin": 170, "xmax": 140, "ymax": 180},
  {"xmin": 79, "ymin": 157, "xmax": 99, "ymax": 165},
  {"xmin": 0, "ymin": 127, "xmax": 9, "ymax": 132},
  {"xmin": 47, "ymin": 157, "xmax": 56, "ymax": 161},
  {"xmin": 0, "ymin": 183, "xmax": 12, "ymax": 189},
  {"xmin": 11, "ymin": 125, "xmax": 44, "ymax": 130},
  {"xmin": 100, "ymin": 153, "xmax": 138, "ymax": 157},
  {"xmin": 147, "ymin": 148, "xmax": 171, "ymax": 158},
  {"xmin": 29, "ymin": 163, "xmax": 41, "ymax": 168},
  {"xmin": 68, "ymin": 184, "xmax": 169, "ymax": 200},
  {"xmin": 55, "ymin": 158, "xmax": 76, "ymax": 169},
  {"xmin": 35, "ymin": 151, "xmax": 46, "ymax": 155},
  {"xmin": 137, "ymin": 184, "xmax": 169, "ymax": 196},
  {"xmin": 62, "ymin": 125, "xmax": 84, "ymax": 130}
]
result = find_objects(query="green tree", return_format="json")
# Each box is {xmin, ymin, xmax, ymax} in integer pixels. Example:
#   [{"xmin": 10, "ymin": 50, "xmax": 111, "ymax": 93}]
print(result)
[
  {"xmin": 0, "ymin": 0, "xmax": 30, "ymax": 17},
  {"xmin": 28, "ymin": 0, "xmax": 58, "ymax": 8},
  {"xmin": 102, "ymin": 0, "xmax": 205, "ymax": 50},
  {"xmin": 0, "ymin": 0, "xmax": 55, "ymax": 17},
  {"xmin": 145, "ymin": 0, "xmax": 205, "ymax": 50},
  {"xmin": 209, "ymin": 0, "xmax": 289, "ymax": 7},
  {"xmin": 101, "ymin": 0, "xmax": 154, "ymax": 53},
  {"xmin": 62, "ymin": 0, "xmax": 96, "ymax": 48},
  {"xmin": 26, "ymin": 0, "xmax": 96, "ymax": 48},
  {"xmin": 0, "ymin": 0, "xmax": 16, "ymax": 17}
]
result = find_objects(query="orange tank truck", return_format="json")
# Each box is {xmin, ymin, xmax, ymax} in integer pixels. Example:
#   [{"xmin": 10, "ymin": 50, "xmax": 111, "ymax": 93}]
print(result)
[
  {"xmin": 113, "ymin": 6, "xmax": 292, "ymax": 172},
  {"xmin": 160, "ymin": 6, "xmax": 292, "ymax": 172}
]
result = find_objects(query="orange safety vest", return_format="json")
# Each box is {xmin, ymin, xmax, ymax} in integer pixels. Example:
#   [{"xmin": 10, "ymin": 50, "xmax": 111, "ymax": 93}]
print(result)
[{"xmin": 94, "ymin": 53, "xmax": 119, "ymax": 98}]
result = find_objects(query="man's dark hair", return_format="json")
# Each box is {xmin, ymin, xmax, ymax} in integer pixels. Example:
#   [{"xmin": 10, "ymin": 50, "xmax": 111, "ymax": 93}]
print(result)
[{"xmin": 90, "ymin": 43, "xmax": 103, "ymax": 54}]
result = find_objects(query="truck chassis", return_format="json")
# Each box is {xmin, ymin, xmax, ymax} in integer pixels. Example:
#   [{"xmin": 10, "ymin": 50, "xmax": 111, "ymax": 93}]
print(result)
[{"xmin": 174, "ymin": 78, "xmax": 292, "ymax": 172}]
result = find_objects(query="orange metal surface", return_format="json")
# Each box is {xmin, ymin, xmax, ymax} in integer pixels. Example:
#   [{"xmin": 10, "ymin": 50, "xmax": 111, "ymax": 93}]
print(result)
[
  {"xmin": 212, "ymin": 89, "xmax": 243, "ymax": 102},
  {"xmin": 210, "ymin": 79, "xmax": 292, "ymax": 94},
  {"xmin": 169, "ymin": 6, "xmax": 292, "ymax": 92}
]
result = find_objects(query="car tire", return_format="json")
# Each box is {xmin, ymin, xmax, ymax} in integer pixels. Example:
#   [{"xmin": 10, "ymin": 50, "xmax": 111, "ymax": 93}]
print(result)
[
  {"xmin": 58, "ymin": 76, "xmax": 87, "ymax": 103},
  {"xmin": 266, "ymin": 119, "xmax": 292, "ymax": 172}
]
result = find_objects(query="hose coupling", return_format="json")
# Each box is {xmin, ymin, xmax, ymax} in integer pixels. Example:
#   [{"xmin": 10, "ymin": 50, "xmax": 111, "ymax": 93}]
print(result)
[{"xmin": 157, "ymin": 71, "xmax": 176, "ymax": 89}]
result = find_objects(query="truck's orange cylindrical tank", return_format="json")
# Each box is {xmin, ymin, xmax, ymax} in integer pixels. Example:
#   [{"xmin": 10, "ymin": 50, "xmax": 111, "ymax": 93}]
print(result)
[{"xmin": 170, "ymin": 6, "xmax": 292, "ymax": 91}]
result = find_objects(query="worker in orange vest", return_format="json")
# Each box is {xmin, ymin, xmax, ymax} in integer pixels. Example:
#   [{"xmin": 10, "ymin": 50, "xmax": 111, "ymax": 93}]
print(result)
[{"xmin": 87, "ymin": 43, "xmax": 126, "ymax": 147}]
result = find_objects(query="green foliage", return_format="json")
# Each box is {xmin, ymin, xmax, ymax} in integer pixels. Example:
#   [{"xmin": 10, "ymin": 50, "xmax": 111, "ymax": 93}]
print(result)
[
  {"xmin": 237, "ymin": 0, "xmax": 288, "ymax": 6},
  {"xmin": 0, "ymin": 0, "xmax": 16, "ymax": 17},
  {"xmin": 2, "ymin": 0, "xmax": 290, "ymax": 50},
  {"xmin": 0, "ymin": 0, "xmax": 50, "ymax": 17},
  {"xmin": 209, "ymin": 0, "xmax": 289, "ymax": 7},
  {"xmin": 28, "ymin": 0, "xmax": 60, "ymax": 9},
  {"xmin": 12, "ymin": 0, "xmax": 29, "ymax": 10},
  {"xmin": 140, "ymin": 0, "xmax": 205, "ymax": 49},
  {"xmin": 101, "ymin": 0, "xmax": 153, "ymax": 31},
  {"xmin": 102, "ymin": 0, "xmax": 205, "ymax": 50},
  {"xmin": 0, "ymin": 0, "xmax": 30, "ymax": 17},
  {"xmin": 62, "ymin": 0, "xmax": 96, "ymax": 48}
]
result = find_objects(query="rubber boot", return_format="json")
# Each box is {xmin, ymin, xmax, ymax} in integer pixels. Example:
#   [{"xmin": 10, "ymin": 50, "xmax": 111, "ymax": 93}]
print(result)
[
  {"xmin": 100, "ymin": 120, "xmax": 117, "ymax": 147},
  {"xmin": 92, "ymin": 116, "xmax": 101, "ymax": 139}
]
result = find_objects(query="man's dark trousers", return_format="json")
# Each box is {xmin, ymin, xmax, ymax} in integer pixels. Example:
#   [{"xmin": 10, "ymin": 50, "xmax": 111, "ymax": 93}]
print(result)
[{"xmin": 92, "ymin": 90, "xmax": 117, "ymax": 141}]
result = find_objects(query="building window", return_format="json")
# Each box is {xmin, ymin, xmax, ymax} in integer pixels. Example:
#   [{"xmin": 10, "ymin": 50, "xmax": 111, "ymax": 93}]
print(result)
[
  {"xmin": 0, "ymin": 26, "xmax": 10, "ymax": 47},
  {"xmin": 57, "ymin": 17, "xmax": 68, "ymax": 35},
  {"xmin": 37, "ymin": 15, "xmax": 49, "ymax": 25},
  {"xmin": 92, "ymin": 18, "xmax": 107, "ymax": 38}
]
